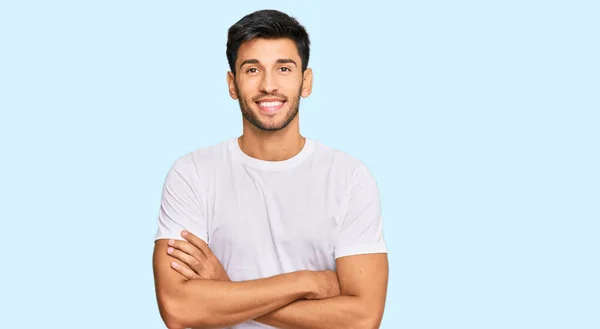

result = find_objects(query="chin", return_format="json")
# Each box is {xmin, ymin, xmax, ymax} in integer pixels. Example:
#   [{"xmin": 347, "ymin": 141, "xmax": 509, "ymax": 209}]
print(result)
[{"xmin": 241, "ymin": 101, "xmax": 298, "ymax": 132}]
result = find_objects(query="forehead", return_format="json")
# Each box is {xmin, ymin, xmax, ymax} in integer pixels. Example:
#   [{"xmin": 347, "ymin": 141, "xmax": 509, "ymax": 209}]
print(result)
[{"xmin": 236, "ymin": 38, "xmax": 300, "ymax": 65}]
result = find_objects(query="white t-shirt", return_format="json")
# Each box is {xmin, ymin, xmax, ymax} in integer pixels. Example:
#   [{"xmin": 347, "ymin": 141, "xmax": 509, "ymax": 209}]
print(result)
[{"xmin": 155, "ymin": 137, "xmax": 387, "ymax": 329}]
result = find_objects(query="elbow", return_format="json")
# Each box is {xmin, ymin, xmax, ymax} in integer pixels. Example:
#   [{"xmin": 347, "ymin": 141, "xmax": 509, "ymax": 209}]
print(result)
[
  {"xmin": 164, "ymin": 321, "xmax": 186, "ymax": 329},
  {"xmin": 163, "ymin": 313, "xmax": 186, "ymax": 329},
  {"xmin": 356, "ymin": 317, "xmax": 382, "ymax": 329},
  {"xmin": 365, "ymin": 319, "xmax": 383, "ymax": 329},
  {"xmin": 159, "ymin": 294, "xmax": 208, "ymax": 329},
  {"xmin": 159, "ymin": 298, "xmax": 186, "ymax": 329},
  {"xmin": 356, "ymin": 310, "xmax": 384, "ymax": 329},
  {"xmin": 367, "ymin": 315, "xmax": 384, "ymax": 329}
]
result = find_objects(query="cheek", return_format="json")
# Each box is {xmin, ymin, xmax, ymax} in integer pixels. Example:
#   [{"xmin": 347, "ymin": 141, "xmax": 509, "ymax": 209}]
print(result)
[
  {"xmin": 283, "ymin": 77, "xmax": 303, "ymax": 92},
  {"xmin": 238, "ymin": 80, "xmax": 260, "ymax": 98}
]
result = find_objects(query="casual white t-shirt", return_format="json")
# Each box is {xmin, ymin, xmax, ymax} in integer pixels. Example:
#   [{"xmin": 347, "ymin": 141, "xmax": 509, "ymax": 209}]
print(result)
[{"xmin": 155, "ymin": 137, "xmax": 387, "ymax": 329}]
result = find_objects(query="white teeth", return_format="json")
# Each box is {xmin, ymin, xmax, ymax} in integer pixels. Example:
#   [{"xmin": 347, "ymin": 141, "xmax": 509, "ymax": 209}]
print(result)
[{"xmin": 259, "ymin": 101, "xmax": 283, "ymax": 107}]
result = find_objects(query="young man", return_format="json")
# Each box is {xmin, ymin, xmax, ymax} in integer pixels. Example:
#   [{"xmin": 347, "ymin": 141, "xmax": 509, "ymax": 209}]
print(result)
[{"xmin": 152, "ymin": 9, "xmax": 389, "ymax": 329}]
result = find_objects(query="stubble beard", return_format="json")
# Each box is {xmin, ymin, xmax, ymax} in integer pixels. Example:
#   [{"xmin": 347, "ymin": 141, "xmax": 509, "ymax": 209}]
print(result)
[{"xmin": 236, "ymin": 83, "xmax": 302, "ymax": 132}]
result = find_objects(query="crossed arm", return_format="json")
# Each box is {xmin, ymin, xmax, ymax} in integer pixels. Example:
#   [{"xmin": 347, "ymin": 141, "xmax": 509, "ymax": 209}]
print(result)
[
  {"xmin": 254, "ymin": 253, "xmax": 389, "ymax": 329},
  {"xmin": 153, "ymin": 236, "xmax": 388, "ymax": 329}
]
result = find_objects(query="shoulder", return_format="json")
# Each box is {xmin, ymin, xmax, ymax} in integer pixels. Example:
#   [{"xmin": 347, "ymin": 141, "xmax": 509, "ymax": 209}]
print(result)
[
  {"xmin": 168, "ymin": 138, "xmax": 235, "ymax": 177},
  {"xmin": 310, "ymin": 138, "xmax": 372, "ymax": 177}
]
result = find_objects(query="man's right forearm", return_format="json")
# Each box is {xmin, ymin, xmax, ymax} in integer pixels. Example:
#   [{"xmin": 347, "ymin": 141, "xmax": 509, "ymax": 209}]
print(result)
[{"xmin": 160, "ymin": 270, "xmax": 312, "ymax": 329}]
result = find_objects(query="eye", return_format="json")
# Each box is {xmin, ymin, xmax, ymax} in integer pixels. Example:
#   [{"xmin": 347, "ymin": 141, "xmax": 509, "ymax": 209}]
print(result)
[
  {"xmin": 279, "ymin": 67, "xmax": 291, "ymax": 72},
  {"xmin": 246, "ymin": 68, "xmax": 259, "ymax": 74}
]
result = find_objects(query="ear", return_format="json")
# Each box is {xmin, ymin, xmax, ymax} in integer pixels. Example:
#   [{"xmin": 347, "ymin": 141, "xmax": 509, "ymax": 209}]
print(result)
[
  {"xmin": 301, "ymin": 68, "xmax": 313, "ymax": 98},
  {"xmin": 227, "ymin": 71, "xmax": 238, "ymax": 100}
]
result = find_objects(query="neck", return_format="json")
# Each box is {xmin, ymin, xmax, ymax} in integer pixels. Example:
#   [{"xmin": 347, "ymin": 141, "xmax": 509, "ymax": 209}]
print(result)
[{"xmin": 238, "ymin": 117, "xmax": 305, "ymax": 161}]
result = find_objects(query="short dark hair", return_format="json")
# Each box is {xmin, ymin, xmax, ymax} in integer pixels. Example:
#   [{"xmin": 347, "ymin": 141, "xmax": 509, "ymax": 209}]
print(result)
[{"xmin": 226, "ymin": 9, "xmax": 310, "ymax": 75}]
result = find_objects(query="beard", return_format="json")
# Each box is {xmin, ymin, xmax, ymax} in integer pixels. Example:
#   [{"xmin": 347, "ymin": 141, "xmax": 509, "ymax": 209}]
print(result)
[{"xmin": 236, "ymin": 83, "xmax": 302, "ymax": 132}]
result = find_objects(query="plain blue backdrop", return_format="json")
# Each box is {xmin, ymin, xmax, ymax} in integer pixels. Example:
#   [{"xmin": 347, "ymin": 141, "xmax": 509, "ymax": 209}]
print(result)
[{"xmin": 1, "ymin": 1, "xmax": 598, "ymax": 328}]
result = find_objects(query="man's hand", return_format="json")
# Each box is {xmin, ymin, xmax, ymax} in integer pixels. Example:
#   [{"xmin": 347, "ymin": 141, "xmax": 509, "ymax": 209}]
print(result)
[
  {"xmin": 167, "ymin": 230, "xmax": 230, "ymax": 281},
  {"xmin": 168, "ymin": 231, "xmax": 341, "ymax": 300}
]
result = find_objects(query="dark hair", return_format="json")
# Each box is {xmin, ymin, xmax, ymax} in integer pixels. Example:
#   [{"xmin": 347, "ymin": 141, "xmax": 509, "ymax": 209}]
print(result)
[{"xmin": 226, "ymin": 9, "xmax": 310, "ymax": 75}]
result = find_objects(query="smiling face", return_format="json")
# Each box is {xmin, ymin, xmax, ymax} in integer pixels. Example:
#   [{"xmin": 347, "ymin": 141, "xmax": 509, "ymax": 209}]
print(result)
[{"xmin": 227, "ymin": 38, "xmax": 313, "ymax": 132}]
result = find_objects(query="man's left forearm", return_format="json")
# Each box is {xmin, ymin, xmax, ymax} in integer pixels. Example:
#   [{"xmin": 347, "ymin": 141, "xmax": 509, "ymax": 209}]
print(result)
[{"xmin": 254, "ymin": 295, "xmax": 381, "ymax": 329}]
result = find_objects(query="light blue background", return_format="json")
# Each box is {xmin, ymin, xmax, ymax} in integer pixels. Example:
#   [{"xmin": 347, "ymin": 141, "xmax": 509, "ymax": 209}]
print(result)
[{"xmin": 1, "ymin": 0, "xmax": 598, "ymax": 328}]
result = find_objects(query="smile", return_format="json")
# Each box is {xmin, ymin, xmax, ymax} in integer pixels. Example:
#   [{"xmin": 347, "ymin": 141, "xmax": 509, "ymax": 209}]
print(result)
[{"xmin": 256, "ymin": 100, "xmax": 286, "ymax": 114}]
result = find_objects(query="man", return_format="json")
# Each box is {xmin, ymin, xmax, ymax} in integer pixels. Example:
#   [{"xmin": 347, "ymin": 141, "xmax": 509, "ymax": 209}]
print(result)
[{"xmin": 152, "ymin": 9, "xmax": 389, "ymax": 329}]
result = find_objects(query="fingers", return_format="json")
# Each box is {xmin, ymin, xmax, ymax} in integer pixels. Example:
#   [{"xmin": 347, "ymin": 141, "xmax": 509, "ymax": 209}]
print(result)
[
  {"xmin": 168, "ymin": 238, "xmax": 205, "ymax": 261},
  {"xmin": 181, "ymin": 230, "xmax": 215, "ymax": 260},
  {"xmin": 171, "ymin": 261, "xmax": 200, "ymax": 280},
  {"xmin": 167, "ymin": 245, "xmax": 204, "ymax": 269}
]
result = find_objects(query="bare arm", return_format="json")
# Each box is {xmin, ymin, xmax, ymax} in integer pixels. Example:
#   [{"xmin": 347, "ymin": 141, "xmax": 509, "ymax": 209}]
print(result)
[
  {"xmin": 154, "ymin": 239, "xmax": 315, "ymax": 329},
  {"xmin": 255, "ymin": 253, "xmax": 389, "ymax": 329}
]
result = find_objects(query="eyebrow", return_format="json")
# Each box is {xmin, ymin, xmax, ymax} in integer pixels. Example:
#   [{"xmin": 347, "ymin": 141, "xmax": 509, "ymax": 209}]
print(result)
[{"xmin": 239, "ymin": 58, "xmax": 298, "ymax": 69}]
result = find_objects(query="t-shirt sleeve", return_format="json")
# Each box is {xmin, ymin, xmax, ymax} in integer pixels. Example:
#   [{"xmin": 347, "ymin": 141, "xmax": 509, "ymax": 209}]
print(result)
[
  {"xmin": 334, "ymin": 164, "xmax": 388, "ymax": 259},
  {"xmin": 154, "ymin": 159, "xmax": 208, "ymax": 243}
]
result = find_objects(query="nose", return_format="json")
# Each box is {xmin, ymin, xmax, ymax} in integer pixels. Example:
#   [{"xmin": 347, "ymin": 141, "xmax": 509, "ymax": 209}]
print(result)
[{"xmin": 259, "ymin": 71, "xmax": 279, "ymax": 94}]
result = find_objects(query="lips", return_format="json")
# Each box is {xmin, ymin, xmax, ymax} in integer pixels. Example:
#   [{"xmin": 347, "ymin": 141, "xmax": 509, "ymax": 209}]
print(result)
[{"xmin": 255, "ymin": 99, "xmax": 286, "ymax": 114}]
